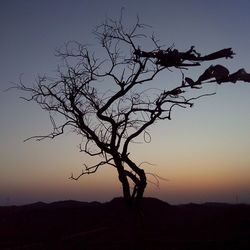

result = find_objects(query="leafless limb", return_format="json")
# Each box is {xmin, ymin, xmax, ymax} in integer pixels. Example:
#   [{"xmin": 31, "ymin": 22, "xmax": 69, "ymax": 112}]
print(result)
[
  {"xmin": 146, "ymin": 172, "xmax": 169, "ymax": 189},
  {"xmin": 14, "ymin": 12, "xmax": 250, "ymax": 205}
]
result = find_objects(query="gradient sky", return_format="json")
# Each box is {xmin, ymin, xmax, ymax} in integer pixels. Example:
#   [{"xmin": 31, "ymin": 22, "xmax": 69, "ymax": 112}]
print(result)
[{"xmin": 1, "ymin": 0, "xmax": 250, "ymax": 205}]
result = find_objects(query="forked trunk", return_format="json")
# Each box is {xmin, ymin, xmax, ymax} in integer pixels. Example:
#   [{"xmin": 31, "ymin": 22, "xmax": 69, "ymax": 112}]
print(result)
[
  {"xmin": 121, "ymin": 172, "xmax": 147, "ymax": 208},
  {"xmin": 114, "ymin": 155, "xmax": 147, "ymax": 207}
]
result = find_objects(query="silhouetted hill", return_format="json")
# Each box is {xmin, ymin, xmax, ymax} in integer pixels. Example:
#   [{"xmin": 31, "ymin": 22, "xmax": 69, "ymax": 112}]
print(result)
[
  {"xmin": 0, "ymin": 198, "xmax": 250, "ymax": 249},
  {"xmin": 50, "ymin": 200, "xmax": 101, "ymax": 207}
]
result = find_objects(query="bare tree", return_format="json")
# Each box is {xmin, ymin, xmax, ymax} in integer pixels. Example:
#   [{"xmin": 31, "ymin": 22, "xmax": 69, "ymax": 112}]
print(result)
[{"xmin": 16, "ymin": 15, "xmax": 250, "ymax": 206}]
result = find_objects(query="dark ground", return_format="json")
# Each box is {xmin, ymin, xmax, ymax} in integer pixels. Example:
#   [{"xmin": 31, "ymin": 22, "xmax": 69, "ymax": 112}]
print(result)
[{"xmin": 0, "ymin": 197, "xmax": 250, "ymax": 250}]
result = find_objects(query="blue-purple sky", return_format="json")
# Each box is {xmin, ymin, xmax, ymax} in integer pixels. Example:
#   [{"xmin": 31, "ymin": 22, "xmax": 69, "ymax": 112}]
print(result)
[{"xmin": 1, "ymin": 0, "xmax": 250, "ymax": 205}]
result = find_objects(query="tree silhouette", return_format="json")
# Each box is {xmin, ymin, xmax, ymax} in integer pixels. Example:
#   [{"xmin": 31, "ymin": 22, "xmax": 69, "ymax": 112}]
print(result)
[{"xmin": 16, "ymin": 15, "xmax": 250, "ymax": 206}]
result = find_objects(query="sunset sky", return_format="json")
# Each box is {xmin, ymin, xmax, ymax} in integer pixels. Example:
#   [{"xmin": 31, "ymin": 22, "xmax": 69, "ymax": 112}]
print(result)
[{"xmin": 1, "ymin": 0, "xmax": 250, "ymax": 205}]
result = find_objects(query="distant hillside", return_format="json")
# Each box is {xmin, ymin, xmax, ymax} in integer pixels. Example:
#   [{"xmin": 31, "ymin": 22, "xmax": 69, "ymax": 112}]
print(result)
[{"xmin": 1, "ymin": 198, "xmax": 250, "ymax": 250}]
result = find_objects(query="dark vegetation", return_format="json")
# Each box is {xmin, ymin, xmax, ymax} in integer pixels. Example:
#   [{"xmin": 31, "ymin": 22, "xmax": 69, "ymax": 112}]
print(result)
[
  {"xmin": 14, "ymin": 13, "xmax": 250, "ymax": 205},
  {"xmin": 1, "ymin": 198, "xmax": 250, "ymax": 249}
]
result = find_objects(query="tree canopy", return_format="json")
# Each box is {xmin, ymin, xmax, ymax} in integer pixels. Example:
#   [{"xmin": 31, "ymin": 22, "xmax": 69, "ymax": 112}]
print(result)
[{"xmin": 16, "ymin": 15, "xmax": 250, "ymax": 206}]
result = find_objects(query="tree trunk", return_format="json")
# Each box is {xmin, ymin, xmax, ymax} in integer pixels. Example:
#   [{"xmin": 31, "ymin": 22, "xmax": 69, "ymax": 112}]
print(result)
[
  {"xmin": 134, "ymin": 169, "xmax": 147, "ymax": 206},
  {"xmin": 119, "ymin": 171, "xmax": 132, "ymax": 205},
  {"xmin": 122, "ymin": 156, "xmax": 147, "ymax": 206},
  {"xmin": 114, "ymin": 154, "xmax": 147, "ymax": 207},
  {"xmin": 113, "ymin": 156, "xmax": 132, "ymax": 205}
]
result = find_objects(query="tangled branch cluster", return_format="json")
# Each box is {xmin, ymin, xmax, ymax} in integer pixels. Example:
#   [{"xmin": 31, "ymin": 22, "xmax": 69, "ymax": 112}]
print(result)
[{"xmin": 15, "ymin": 14, "xmax": 250, "ymax": 204}]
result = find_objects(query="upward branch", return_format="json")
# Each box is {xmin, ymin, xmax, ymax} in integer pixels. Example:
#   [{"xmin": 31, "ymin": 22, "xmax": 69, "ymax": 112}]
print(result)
[{"xmin": 13, "ymin": 13, "xmax": 250, "ymax": 204}]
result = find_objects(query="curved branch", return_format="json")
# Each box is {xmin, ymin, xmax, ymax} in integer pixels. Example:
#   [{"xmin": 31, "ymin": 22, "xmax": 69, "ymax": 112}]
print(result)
[{"xmin": 70, "ymin": 157, "xmax": 114, "ymax": 180}]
